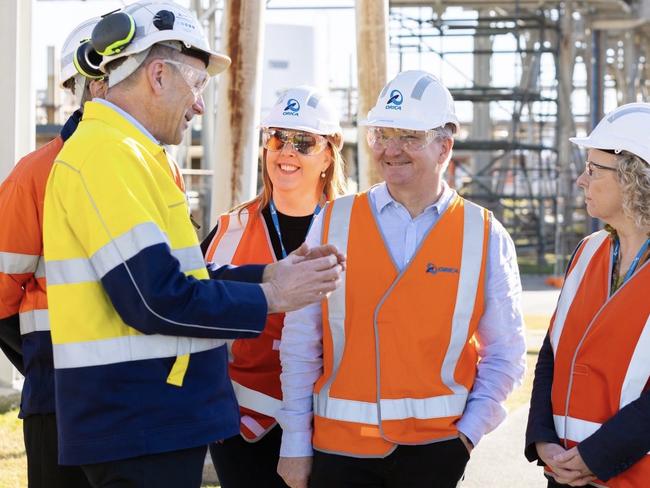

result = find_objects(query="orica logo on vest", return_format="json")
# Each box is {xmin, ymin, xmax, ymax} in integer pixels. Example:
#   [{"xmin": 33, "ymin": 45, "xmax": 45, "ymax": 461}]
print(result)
[
  {"xmin": 283, "ymin": 99, "xmax": 300, "ymax": 116},
  {"xmin": 385, "ymin": 90, "xmax": 403, "ymax": 110},
  {"xmin": 426, "ymin": 263, "xmax": 459, "ymax": 275}
]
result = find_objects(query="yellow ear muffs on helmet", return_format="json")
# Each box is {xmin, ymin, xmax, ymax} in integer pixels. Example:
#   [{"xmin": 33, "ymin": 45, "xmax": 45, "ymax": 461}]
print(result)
[
  {"xmin": 73, "ymin": 39, "xmax": 104, "ymax": 79},
  {"xmin": 91, "ymin": 10, "xmax": 136, "ymax": 56}
]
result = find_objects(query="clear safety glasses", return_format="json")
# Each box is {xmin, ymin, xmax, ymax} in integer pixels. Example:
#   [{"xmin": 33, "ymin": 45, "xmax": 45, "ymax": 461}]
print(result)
[
  {"xmin": 262, "ymin": 128, "xmax": 329, "ymax": 156},
  {"xmin": 366, "ymin": 127, "xmax": 437, "ymax": 152},
  {"xmin": 584, "ymin": 160, "xmax": 618, "ymax": 179},
  {"xmin": 164, "ymin": 59, "xmax": 210, "ymax": 98}
]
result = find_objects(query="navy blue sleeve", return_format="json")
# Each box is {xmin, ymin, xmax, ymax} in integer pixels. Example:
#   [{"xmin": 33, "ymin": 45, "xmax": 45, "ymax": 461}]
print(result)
[
  {"xmin": 578, "ymin": 390, "xmax": 650, "ymax": 481},
  {"xmin": 101, "ymin": 243, "xmax": 267, "ymax": 339},
  {"xmin": 525, "ymin": 333, "xmax": 560, "ymax": 464},
  {"xmin": 207, "ymin": 262, "xmax": 266, "ymax": 283},
  {"xmin": 0, "ymin": 314, "xmax": 24, "ymax": 374}
]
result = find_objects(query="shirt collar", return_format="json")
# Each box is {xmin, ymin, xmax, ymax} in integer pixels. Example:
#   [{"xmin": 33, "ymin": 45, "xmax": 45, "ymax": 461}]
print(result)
[
  {"xmin": 372, "ymin": 181, "xmax": 456, "ymax": 215},
  {"xmin": 93, "ymin": 98, "xmax": 161, "ymax": 145}
]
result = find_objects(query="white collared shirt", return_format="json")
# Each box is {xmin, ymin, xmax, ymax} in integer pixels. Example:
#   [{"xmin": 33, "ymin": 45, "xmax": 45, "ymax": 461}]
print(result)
[{"xmin": 277, "ymin": 181, "xmax": 526, "ymax": 457}]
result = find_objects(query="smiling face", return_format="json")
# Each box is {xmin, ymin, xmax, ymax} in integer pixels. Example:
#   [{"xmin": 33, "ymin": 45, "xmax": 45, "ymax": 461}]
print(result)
[
  {"xmin": 368, "ymin": 127, "xmax": 452, "ymax": 197},
  {"xmin": 157, "ymin": 54, "xmax": 207, "ymax": 145},
  {"xmin": 576, "ymin": 148, "xmax": 624, "ymax": 224},
  {"xmin": 264, "ymin": 128, "xmax": 332, "ymax": 199}
]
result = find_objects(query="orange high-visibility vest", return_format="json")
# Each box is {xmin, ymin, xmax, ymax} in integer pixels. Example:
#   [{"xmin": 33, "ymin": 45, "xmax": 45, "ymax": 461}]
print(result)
[
  {"xmin": 548, "ymin": 230, "xmax": 650, "ymax": 488},
  {"xmin": 205, "ymin": 202, "xmax": 284, "ymax": 440},
  {"xmin": 313, "ymin": 192, "xmax": 490, "ymax": 457},
  {"xmin": 0, "ymin": 138, "xmax": 61, "ymax": 336}
]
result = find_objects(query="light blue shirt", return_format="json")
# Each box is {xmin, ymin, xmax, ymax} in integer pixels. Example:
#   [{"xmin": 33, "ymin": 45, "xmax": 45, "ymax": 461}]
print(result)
[{"xmin": 278, "ymin": 181, "xmax": 527, "ymax": 457}]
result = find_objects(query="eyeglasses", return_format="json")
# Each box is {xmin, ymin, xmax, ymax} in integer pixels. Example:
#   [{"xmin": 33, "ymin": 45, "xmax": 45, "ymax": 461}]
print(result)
[
  {"xmin": 584, "ymin": 160, "xmax": 618, "ymax": 178},
  {"xmin": 262, "ymin": 128, "xmax": 329, "ymax": 156},
  {"xmin": 164, "ymin": 59, "xmax": 210, "ymax": 98},
  {"xmin": 366, "ymin": 127, "xmax": 437, "ymax": 152}
]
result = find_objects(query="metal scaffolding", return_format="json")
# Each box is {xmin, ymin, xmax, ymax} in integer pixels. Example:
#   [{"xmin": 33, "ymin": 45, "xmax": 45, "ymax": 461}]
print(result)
[{"xmin": 389, "ymin": 0, "xmax": 650, "ymax": 272}]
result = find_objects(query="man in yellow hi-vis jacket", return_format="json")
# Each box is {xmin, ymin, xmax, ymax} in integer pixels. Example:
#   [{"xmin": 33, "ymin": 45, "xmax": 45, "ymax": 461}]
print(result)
[{"xmin": 42, "ymin": 2, "xmax": 343, "ymax": 487}]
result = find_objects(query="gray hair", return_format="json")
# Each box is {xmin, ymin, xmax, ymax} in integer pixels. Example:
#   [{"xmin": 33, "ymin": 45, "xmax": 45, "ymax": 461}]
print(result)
[
  {"xmin": 617, "ymin": 151, "xmax": 650, "ymax": 229},
  {"xmin": 433, "ymin": 122, "xmax": 456, "ymax": 141}
]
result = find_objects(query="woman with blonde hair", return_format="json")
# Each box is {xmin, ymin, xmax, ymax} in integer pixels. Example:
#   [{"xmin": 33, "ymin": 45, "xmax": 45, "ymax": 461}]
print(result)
[
  {"xmin": 525, "ymin": 102, "xmax": 650, "ymax": 487},
  {"xmin": 202, "ymin": 86, "xmax": 347, "ymax": 488}
]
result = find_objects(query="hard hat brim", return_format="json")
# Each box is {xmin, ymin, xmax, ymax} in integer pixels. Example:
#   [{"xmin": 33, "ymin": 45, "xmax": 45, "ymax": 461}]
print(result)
[{"xmin": 360, "ymin": 116, "xmax": 459, "ymax": 133}]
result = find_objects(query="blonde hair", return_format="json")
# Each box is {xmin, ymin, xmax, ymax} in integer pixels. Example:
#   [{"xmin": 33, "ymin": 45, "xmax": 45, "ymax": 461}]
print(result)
[
  {"xmin": 616, "ymin": 151, "xmax": 650, "ymax": 230},
  {"xmin": 233, "ymin": 133, "xmax": 347, "ymax": 215}
]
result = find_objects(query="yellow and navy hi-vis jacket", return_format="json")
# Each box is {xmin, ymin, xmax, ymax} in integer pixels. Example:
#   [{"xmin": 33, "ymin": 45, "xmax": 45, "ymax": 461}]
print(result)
[{"xmin": 43, "ymin": 101, "xmax": 268, "ymax": 466}]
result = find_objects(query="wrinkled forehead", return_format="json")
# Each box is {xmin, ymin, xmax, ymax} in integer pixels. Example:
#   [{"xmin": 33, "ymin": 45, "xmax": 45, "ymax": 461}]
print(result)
[{"xmin": 587, "ymin": 148, "xmax": 620, "ymax": 165}]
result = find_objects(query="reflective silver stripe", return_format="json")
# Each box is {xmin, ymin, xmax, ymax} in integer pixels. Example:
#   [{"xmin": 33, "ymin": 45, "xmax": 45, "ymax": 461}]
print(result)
[
  {"xmin": 91, "ymin": 222, "xmax": 168, "ymax": 278},
  {"xmin": 319, "ymin": 195, "xmax": 355, "ymax": 402},
  {"xmin": 550, "ymin": 231, "xmax": 608, "ymax": 353},
  {"xmin": 411, "ymin": 75, "xmax": 434, "ymax": 100},
  {"xmin": 553, "ymin": 414, "xmax": 601, "ymax": 443},
  {"xmin": 226, "ymin": 340, "xmax": 234, "ymax": 362},
  {"xmin": 608, "ymin": 106, "xmax": 650, "ymax": 122},
  {"xmin": 35, "ymin": 257, "xmax": 46, "ymax": 279},
  {"xmin": 241, "ymin": 415, "xmax": 266, "ymax": 437},
  {"xmin": 46, "ymin": 258, "xmax": 97, "ymax": 285},
  {"xmin": 0, "ymin": 251, "xmax": 38, "ymax": 274},
  {"xmin": 46, "ymin": 224, "xmax": 204, "ymax": 285},
  {"xmin": 314, "ymin": 394, "xmax": 467, "ymax": 424},
  {"xmin": 19, "ymin": 309, "xmax": 50, "ymax": 334},
  {"xmin": 211, "ymin": 211, "xmax": 249, "ymax": 265},
  {"xmin": 171, "ymin": 245, "xmax": 206, "ymax": 273},
  {"xmin": 620, "ymin": 314, "xmax": 650, "ymax": 408},
  {"xmin": 554, "ymin": 414, "xmax": 650, "ymax": 456},
  {"xmin": 52, "ymin": 335, "xmax": 225, "ymax": 369},
  {"xmin": 232, "ymin": 380, "xmax": 282, "ymax": 417},
  {"xmin": 440, "ymin": 202, "xmax": 485, "ymax": 395}
]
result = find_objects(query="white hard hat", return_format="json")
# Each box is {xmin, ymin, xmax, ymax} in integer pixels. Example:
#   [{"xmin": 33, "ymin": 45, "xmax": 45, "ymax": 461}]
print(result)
[
  {"xmin": 94, "ymin": 1, "xmax": 230, "ymax": 82},
  {"xmin": 361, "ymin": 70, "xmax": 459, "ymax": 132},
  {"xmin": 261, "ymin": 86, "xmax": 342, "ymax": 136},
  {"xmin": 60, "ymin": 17, "xmax": 102, "ymax": 88},
  {"xmin": 570, "ymin": 102, "xmax": 650, "ymax": 165}
]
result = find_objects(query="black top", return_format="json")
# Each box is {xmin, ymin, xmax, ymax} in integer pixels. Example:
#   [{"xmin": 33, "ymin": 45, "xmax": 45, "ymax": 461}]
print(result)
[
  {"xmin": 261, "ymin": 205, "xmax": 314, "ymax": 261},
  {"xmin": 200, "ymin": 204, "xmax": 314, "ymax": 262}
]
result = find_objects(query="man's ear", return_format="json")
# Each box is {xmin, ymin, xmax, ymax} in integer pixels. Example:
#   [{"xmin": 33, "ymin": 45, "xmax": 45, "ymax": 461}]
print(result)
[
  {"xmin": 146, "ymin": 59, "xmax": 166, "ymax": 94},
  {"xmin": 88, "ymin": 79, "xmax": 108, "ymax": 99},
  {"xmin": 439, "ymin": 137, "xmax": 454, "ymax": 165}
]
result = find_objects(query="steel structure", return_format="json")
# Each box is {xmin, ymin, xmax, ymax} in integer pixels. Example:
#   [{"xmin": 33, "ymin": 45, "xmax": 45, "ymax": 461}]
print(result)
[{"xmin": 389, "ymin": 0, "xmax": 650, "ymax": 271}]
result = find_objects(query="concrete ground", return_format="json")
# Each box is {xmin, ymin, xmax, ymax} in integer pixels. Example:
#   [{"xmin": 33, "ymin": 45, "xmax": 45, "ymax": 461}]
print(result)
[{"xmin": 462, "ymin": 275, "xmax": 560, "ymax": 488}]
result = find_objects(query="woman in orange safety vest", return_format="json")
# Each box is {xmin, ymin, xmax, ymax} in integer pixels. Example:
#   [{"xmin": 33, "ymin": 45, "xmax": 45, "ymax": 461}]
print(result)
[
  {"xmin": 202, "ymin": 86, "xmax": 347, "ymax": 488},
  {"xmin": 526, "ymin": 103, "xmax": 650, "ymax": 488}
]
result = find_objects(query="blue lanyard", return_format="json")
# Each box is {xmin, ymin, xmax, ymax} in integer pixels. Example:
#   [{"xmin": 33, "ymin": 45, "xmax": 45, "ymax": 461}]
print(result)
[
  {"xmin": 612, "ymin": 237, "xmax": 650, "ymax": 285},
  {"xmin": 269, "ymin": 200, "xmax": 322, "ymax": 259}
]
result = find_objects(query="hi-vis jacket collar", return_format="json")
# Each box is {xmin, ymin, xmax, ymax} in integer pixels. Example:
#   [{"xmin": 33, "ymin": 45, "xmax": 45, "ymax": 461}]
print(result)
[{"xmin": 82, "ymin": 100, "xmax": 164, "ymax": 157}]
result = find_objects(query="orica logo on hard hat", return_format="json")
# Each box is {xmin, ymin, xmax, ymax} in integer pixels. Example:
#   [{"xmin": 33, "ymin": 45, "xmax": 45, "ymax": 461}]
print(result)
[
  {"xmin": 385, "ymin": 90, "xmax": 403, "ymax": 111},
  {"xmin": 283, "ymin": 99, "xmax": 300, "ymax": 117}
]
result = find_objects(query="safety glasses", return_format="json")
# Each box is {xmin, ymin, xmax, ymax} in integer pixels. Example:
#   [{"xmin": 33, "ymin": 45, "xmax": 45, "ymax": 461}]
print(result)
[
  {"xmin": 262, "ymin": 128, "xmax": 329, "ymax": 156},
  {"xmin": 584, "ymin": 160, "xmax": 618, "ymax": 178},
  {"xmin": 367, "ymin": 127, "xmax": 437, "ymax": 152},
  {"xmin": 164, "ymin": 59, "xmax": 210, "ymax": 98}
]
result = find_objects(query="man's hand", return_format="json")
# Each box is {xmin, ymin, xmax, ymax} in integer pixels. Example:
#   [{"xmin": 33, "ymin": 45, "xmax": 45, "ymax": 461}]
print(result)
[
  {"xmin": 292, "ymin": 243, "xmax": 346, "ymax": 270},
  {"xmin": 278, "ymin": 456, "xmax": 312, "ymax": 488},
  {"xmin": 536, "ymin": 442, "xmax": 595, "ymax": 486},
  {"xmin": 261, "ymin": 244, "xmax": 343, "ymax": 313}
]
